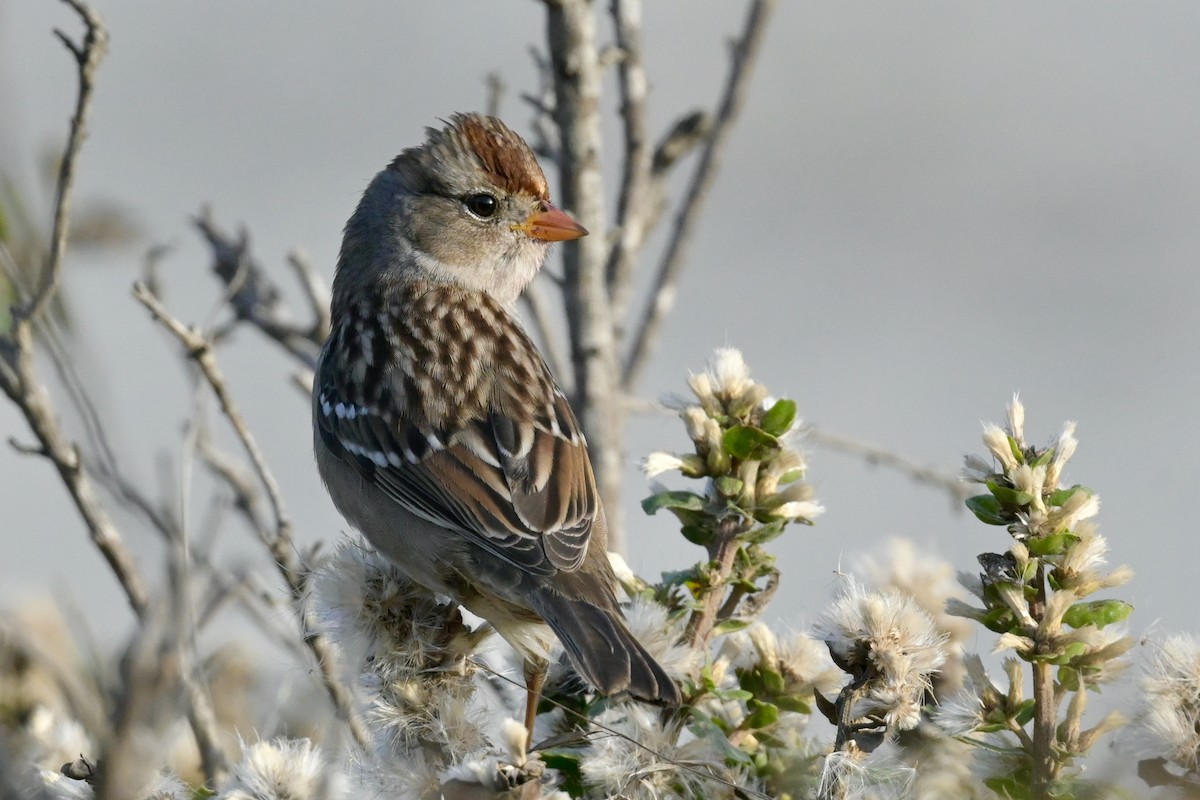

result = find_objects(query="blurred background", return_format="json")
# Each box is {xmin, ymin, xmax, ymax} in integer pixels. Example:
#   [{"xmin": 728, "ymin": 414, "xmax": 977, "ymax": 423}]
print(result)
[{"xmin": 1, "ymin": 0, "xmax": 1197, "ymax": 700}]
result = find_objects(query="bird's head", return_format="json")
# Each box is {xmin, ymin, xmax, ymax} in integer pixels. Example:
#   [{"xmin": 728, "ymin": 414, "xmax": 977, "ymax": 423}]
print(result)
[{"xmin": 335, "ymin": 113, "xmax": 587, "ymax": 309}]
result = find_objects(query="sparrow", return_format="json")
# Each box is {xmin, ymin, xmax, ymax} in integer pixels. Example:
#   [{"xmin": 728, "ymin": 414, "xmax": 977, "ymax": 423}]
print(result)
[{"xmin": 312, "ymin": 113, "xmax": 681, "ymax": 739}]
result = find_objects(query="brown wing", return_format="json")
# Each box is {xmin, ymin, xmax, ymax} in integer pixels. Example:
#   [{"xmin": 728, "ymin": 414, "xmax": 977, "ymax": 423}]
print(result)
[{"xmin": 314, "ymin": 285, "xmax": 596, "ymax": 576}]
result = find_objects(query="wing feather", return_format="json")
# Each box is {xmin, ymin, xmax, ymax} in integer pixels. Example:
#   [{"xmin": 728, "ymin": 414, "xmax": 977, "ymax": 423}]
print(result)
[{"xmin": 315, "ymin": 285, "xmax": 596, "ymax": 577}]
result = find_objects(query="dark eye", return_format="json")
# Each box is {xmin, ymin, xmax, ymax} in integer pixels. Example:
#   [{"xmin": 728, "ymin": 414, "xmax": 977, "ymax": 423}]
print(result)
[{"xmin": 464, "ymin": 193, "xmax": 498, "ymax": 218}]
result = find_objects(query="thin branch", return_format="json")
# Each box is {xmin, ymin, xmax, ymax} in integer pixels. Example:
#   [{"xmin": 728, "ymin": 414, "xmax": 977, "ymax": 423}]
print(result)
[
  {"xmin": 484, "ymin": 71, "xmax": 506, "ymax": 118},
  {"xmin": 18, "ymin": 0, "xmax": 108, "ymax": 323},
  {"xmin": 519, "ymin": 277, "xmax": 570, "ymax": 389},
  {"xmin": 0, "ymin": 343, "xmax": 149, "ymax": 616},
  {"xmin": 605, "ymin": 0, "xmax": 652, "ymax": 324},
  {"xmin": 131, "ymin": 282, "xmax": 370, "ymax": 748},
  {"xmin": 622, "ymin": 0, "xmax": 777, "ymax": 389},
  {"xmin": 804, "ymin": 426, "xmax": 972, "ymax": 507},
  {"xmin": 193, "ymin": 210, "xmax": 326, "ymax": 369},
  {"xmin": 134, "ymin": 283, "xmax": 293, "ymax": 547},
  {"xmin": 523, "ymin": 47, "xmax": 559, "ymax": 162},
  {"xmin": 287, "ymin": 248, "xmax": 332, "ymax": 343},
  {"xmin": 546, "ymin": 0, "xmax": 626, "ymax": 551}
]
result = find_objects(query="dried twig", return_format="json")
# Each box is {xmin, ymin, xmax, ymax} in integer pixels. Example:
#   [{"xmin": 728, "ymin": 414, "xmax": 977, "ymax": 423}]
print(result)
[
  {"xmin": 484, "ymin": 71, "xmax": 506, "ymax": 118},
  {"xmin": 519, "ymin": 277, "xmax": 570, "ymax": 388},
  {"xmin": 522, "ymin": 47, "xmax": 558, "ymax": 161},
  {"xmin": 131, "ymin": 282, "xmax": 370, "ymax": 748},
  {"xmin": 623, "ymin": 0, "xmax": 777, "ymax": 389},
  {"xmin": 605, "ymin": 0, "xmax": 652, "ymax": 325},
  {"xmin": 17, "ymin": 0, "xmax": 108, "ymax": 323},
  {"xmin": 0, "ymin": 0, "xmax": 147, "ymax": 619},
  {"xmin": 193, "ymin": 210, "xmax": 326, "ymax": 369},
  {"xmin": 287, "ymin": 248, "xmax": 332, "ymax": 343},
  {"xmin": 546, "ymin": 0, "xmax": 626, "ymax": 551},
  {"xmin": 804, "ymin": 426, "xmax": 972, "ymax": 507}
]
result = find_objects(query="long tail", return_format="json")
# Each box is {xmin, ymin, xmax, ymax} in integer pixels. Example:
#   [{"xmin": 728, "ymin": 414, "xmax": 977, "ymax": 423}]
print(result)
[{"xmin": 528, "ymin": 588, "xmax": 682, "ymax": 706}]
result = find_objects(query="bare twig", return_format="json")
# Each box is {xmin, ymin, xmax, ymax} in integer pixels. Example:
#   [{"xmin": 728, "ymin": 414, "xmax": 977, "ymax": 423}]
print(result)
[
  {"xmin": 545, "ymin": 0, "xmax": 626, "ymax": 551},
  {"xmin": 17, "ymin": 0, "xmax": 108, "ymax": 323},
  {"xmin": 131, "ymin": 282, "xmax": 369, "ymax": 748},
  {"xmin": 197, "ymin": 432, "xmax": 268, "ymax": 533},
  {"xmin": 0, "ymin": 1, "xmax": 147, "ymax": 616},
  {"xmin": 519, "ymin": 277, "xmax": 570, "ymax": 388},
  {"xmin": 0, "ymin": 337, "xmax": 150, "ymax": 618},
  {"xmin": 605, "ymin": 0, "xmax": 652, "ymax": 325},
  {"xmin": 193, "ymin": 210, "xmax": 326, "ymax": 369},
  {"xmin": 134, "ymin": 283, "xmax": 293, "ymax": 546},
  {"xmin": 522, "ymin": 47, "xmax": 558, "ymax": 162},
  {"xmin": 623, "ymin": 0, "xmax": 777, "ymax": 389},
  {"xmin": 484, "ymin": 71, "xmax": 506, "ymax": 118},
  {"xmin": 287, "ymin": 248, "xmax": 332, "ymax": 343},
  {"xmin": 804, "ymin": 426, "xmax": 972, "ymax": 507}
]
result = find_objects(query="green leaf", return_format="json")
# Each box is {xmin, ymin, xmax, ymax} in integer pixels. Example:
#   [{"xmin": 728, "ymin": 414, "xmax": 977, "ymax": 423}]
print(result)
[
  {"xmin": 774, "ymin": 694, "xmax": 812, "ymax": 714},
  {"xmin": 1008, "ymin": 435, "xmax": 1025, "ymax": 465},
  {"xmin": 1026, "ymin": 530, "xmax": 1080, "ymax": 556},
  {"xmin": 1013, "ymin": 698, "xmax": 1036, "ymax": 726},
  {"xmin": 713, "ymin": 618, "xmax": 751, "ymax": 636},
  {"xmin": 723, "ymin": 425, "xmax": 780, "ymax": 460},
  {"xmin": 986, "ymin": 480, "xmax": 1033, "ymax": 507},
  {"xmin": 966, "ymin": 494, "xmax": 1009, "ymax": 525},
  {"xmin": 744, "ymin": 520, "xmax": 786, "ymax": 545},
  {"xmin": 680, "ymin": 524, "xmax": 714, "ymax": 547},
  {"xmin": 763, "ymin": 667, "xmax": 786, "ymax": 694},
  {"xmin": 760, "ymin": 399, "xmax": 797, "ymax": 436},
  {"xmin": 540, "ymin": 751, "xmax": 585, "ymax": 797},
  {"xmin": 985, "ymin": 773, "xmax": 1034, "ymax": 800},
  {"xmin": 744, "ymin": 700, "xmax": 780, "ymax": 729},
  {"xmin": 1062, "ymin": 599, "xmax": 1133, "ymax": 630},
  {"xmin": 777, "ymin": 467, "xmax": 806, "ymax": 485},
  {"xmin": 981, "ymin": 607, "xmax": 1016, "ymax": 634},
  {"xmin": 1048, "ymin": 485, "xmax": 1092, "ymax": 507},
  {"xmin": 1058, "ymin": 665, "xmax": 1081, "ymax": 692},
  {"xmin": 714, "ymin": 475, "xmax": 744, "ymax": 497},
  {"xmin": 642, "ymin": 490, "xmax": 705, "ymax": 515},
  {"xmin": 1043, "ymin": 641, "xmax": 1090, "ymax": 665}
]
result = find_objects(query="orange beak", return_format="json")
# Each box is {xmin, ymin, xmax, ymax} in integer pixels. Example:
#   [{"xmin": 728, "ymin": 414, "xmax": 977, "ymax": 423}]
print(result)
[{"xmin": 515, "ymin": 202, "xmax": 589, "ymax": 242}]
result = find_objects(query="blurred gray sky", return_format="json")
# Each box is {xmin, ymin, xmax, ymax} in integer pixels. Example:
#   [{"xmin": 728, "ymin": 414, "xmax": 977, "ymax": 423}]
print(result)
[{"xmin": 2, "ymin": 0, "xmax": 1199, "ymax": 676}]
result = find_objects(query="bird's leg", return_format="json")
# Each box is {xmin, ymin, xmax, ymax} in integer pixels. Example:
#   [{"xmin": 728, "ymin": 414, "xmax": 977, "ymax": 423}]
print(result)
[{"xmin": 523, "ymin": 659, "xmax": 547, "ymax": 752}]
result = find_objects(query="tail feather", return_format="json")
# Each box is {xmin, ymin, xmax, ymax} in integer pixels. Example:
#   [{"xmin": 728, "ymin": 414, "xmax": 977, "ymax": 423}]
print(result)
[{"xmin": 529, "ymin": 589, "xmax": 682, "ymax": 706}]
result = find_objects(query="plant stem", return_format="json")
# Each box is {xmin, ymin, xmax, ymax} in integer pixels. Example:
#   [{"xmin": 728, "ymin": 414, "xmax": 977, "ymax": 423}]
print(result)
[
  {"xmin": 685, "ymin": 516, "xmax": 745, "ymax": 647},
  {"xmin": 1030, "ymin": 563, "xmax": 1058, "ymax": 799}
]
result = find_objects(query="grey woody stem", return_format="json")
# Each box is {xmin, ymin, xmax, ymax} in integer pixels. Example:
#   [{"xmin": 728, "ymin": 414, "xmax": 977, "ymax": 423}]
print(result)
[
  {"xmin": 545, "ymin": 0, "xmax": 627, "ymax": 552},
  {"xmin": 622, "ymin": 0, "xmax": 776, "ymax": 391},
  {"xmin": 133, "ymin": 282, "xmax": 370, "ymax": 749}
]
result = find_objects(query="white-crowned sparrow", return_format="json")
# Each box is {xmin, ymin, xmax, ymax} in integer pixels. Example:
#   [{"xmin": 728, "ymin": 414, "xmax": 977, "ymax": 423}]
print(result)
[{"xmin": 313, "ymin": 114, "xmax": 681, "ymax": 735}]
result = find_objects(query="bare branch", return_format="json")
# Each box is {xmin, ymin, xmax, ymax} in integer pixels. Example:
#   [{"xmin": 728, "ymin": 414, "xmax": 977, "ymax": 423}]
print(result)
[
  {"xmin": 545, "ymin": 0, "xmax": 626, "ymax": 551},
  {"xmin": 197, "ymin": 432, "xmax": 268, "ymax": 533},
  {"xmin": 193, "ymin": 210, "xmax": 325, "ymax": 369},
  {"xmin": 519, "ymin": 277, "xmax": 571, "ymax": 389},
  {"xmin": 133, "ymin": 283, "xmax": 293, "ymax": 547},
  {"xmin": 18, "ymin": 0, "xmax": 107, "ymax": 323},
  {"xmin": 484, "ymin": 71, "xmax": 506, "ymax": 118},
  {"xmin": 804, "ymin": 426, "xmax": 972, "ymax": 508},
  {"xmin": 605, "ymin": 0, "xmax": 652, "ymax": 326},
  {"xmin": 131, "ymin": 281, "xmax": 369, "ymax": 748},
  {"xmin": 287, "ymin": 248, "xmax": 332, "ymax": 343},
  {"xmin": 651, "ymin": 110, "xmax": 711, "ymax": 177},
  {"xmin": 0, "ymin": 344, "xmax": 149, "ymax": 615},
  {"xmin": 622, "ymin": 0, "xmax": 777, "ymax": 390},
  {"xmin": 523, "ymin": 47, "xmax": 559, "ymax": 162}
]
